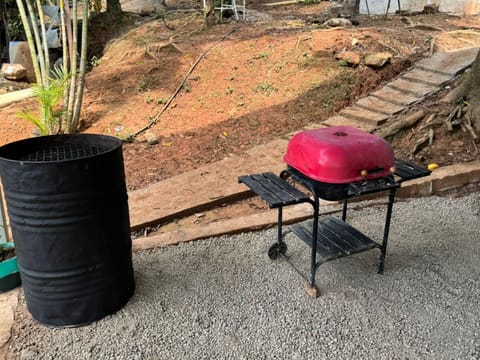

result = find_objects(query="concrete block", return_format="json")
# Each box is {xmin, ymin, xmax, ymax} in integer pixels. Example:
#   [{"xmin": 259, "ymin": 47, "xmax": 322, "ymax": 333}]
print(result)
[
  {"xmin": 355, "ymin": 96, "xmax": 405, "ymax": 115},
  {"xmin": 397, "ymin": 178, "xmax": 433, "ymax": 198},
  {"xmin": 386, "ymin": 78, "xmax": 438, "ymax": 98},
  {"xmin": 401, "ymin": 68, "xmax": 452, "ymax": 87},
  {"xmin": 339, "ymin": 106, "xmax": 390, "ymax": 126},
  {"xmin": 416, "ymin": 47, "xmax": 478, "ymax": 76},
  {"xmin": 323, "ymin": 115, "xmax": 377, "ymax": 132},
  {"xmin": 432, "ymin": 171, "xmax": 469, "ymax": 192},
  {"xmin": 371, "ymin": 87, "xmax": 420, "ymax": 106}
]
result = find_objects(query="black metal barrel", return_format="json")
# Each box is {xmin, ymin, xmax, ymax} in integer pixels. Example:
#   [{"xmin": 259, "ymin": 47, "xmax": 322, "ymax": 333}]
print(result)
[{"xmin": 0, "ymin": 134, "xmax": 134, "ymax": 327}]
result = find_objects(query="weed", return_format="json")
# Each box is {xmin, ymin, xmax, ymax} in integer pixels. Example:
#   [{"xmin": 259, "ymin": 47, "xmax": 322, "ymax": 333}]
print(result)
[
  {"xmin": 298, "ymin": 53, "xmax": 317, "ymax": 68},
  {"xmin": 90, "ymin": 56, "xmax": 101, "ymax": 67},
  {"xmin": 255, "ymin": 83, "xmax": 278, "ymax": 95},
  {"xmin": 254, "ymin": 51, "xmax": 269, "ymax": 61},
  {"xmin": 157, "ymin": 97, "xmax": 169, "ymax": 105},
  {"xmin": 116, "ymin": 130, "xmax": 135, "ymax": 142},
  {"xmin": 137, "ymin": 75, "xmax": 154, "ymax": 93},
  {"xmin": 181, "ymin": 81, "xmax": 191, "ymax": 93},
  {"xmin": 310, "ymin": 70, "xmax": 360, "ymax": 112},
  {"xmin": 227, "ymin": 86, "xmax": 234, "ymax": 95}
]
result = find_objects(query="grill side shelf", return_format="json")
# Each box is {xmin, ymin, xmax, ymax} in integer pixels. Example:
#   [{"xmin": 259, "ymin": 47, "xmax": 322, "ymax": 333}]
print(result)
[
  {"xmin": 238, "ymin": 172, "xmax": 311, "ymax": 208},
  {"xmin": 394, "ymin": 159, "xmax": 431, "ymax": 182},
  {"xmin": 291, "ymin": 217, "xmax": 379, "ymax": 264}
]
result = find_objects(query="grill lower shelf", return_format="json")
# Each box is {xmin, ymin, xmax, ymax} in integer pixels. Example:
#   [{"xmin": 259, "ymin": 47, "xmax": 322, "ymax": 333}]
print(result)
[{"xmin": 291, "ymin": 217, "xmax": 380, "ymax": 264}]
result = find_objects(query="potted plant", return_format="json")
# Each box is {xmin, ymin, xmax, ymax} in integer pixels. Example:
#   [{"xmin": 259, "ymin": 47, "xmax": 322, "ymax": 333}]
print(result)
[{"xmin": 0, "ymin": 242, "xmax": 21, "ymax": 292}]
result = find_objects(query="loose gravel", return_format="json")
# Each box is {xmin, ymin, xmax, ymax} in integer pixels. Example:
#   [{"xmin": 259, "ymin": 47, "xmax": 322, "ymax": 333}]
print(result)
[{"xmin": 8, "ymin": 192, "xmax": 480, "ymax": 360}]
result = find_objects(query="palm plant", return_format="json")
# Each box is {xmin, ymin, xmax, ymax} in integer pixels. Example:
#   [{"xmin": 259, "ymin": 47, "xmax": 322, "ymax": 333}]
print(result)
[
  {"xmin": 15, "ymin": 0, "xmax": 88, "ymax": 134},
  {"xmin": 18, "ymin": 66, "xmax": 70, "ymax": 135}
]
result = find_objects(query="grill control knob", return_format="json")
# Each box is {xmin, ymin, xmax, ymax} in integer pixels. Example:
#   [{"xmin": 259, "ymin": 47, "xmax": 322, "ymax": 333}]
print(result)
[
  {"xmin": 360, "ymin": 169, "xmax": 368, "ymax": 177},
  {"xmin": 390, "ymin": 166, "xmax": 396, "ymax": 174}
]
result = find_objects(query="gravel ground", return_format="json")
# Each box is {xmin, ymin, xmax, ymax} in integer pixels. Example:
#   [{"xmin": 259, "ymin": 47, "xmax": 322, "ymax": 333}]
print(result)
[{"xmin": 8, "ymin": 192, "xmax": 480, "ymax": 360}]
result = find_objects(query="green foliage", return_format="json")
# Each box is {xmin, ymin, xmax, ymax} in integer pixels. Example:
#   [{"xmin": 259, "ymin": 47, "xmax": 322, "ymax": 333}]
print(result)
[
  {"xmin": 254, "ymin": 51, "xmax": 269, "ymax": 61},
  {"xmin": 255, "ymin": 83, "xmax": 278, "ymax": 95},
  {"xmin": 298, "ymin": 53, "xmax": 317, "ymax": 68},
  {"xmin": 17, "ymin": 66, "xmax": 70, "ymax": 135},
  {"xmin": 137, "ymin": 75, "xmax": 154, "ymax": 93},
  {"xmin": 90, "ymin": 56, "xmax": 101, "ymax": 67},
  {"xmin": 181, "ymin": 81, "xmax": 191, "ymax": 93}
]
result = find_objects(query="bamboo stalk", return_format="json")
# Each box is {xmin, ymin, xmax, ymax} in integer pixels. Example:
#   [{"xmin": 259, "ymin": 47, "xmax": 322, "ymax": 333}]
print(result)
[
  {"xmin": 25, "ymin": 0, "xmax": 47, "ymax": 86},
  {"xmin": 59, "ymin": 0, "xmax": 69, "ymax": 133},
  {"xmin": 66, "ymin": 0, "xmax": 78, "ymax": 132},
  {"xmin": 34, "ymin": 0, "xmax": 50, "ymax": 73},
  {"xmin": 63, "ymin": 0, "xmax": 73, "ymax": 65},
  {"xmin": 15, "ymin": 0, "xmax": 42, "ymax": 84},
  {"xmin": 71, "ymin": 0, "xmax": 88, "ymax": 132}
]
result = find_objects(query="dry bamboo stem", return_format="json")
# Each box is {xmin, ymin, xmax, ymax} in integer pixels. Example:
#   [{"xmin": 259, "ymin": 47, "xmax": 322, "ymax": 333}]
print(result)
[
  {"xmin": 71, "ymin": 0, "xmax": 88, "ymax": 132},
  {"xmin": 66, "ymin": 0, "xmax": 78, "ymax": 132},
  {"xmin": 35, "ymin": 0, "xmax": 50, "ymax": 72},
  {"xmin": 15, "ymin": 0, "xmax": 42, "ymax": 84},
  {"xmin": 25, "ymin": 0, "xmax": 48, "ymax": 86}
]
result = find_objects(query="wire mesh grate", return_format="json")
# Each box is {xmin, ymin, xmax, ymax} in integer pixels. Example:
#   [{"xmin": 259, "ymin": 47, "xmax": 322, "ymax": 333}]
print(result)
[{"xmin": 20, "ymin": 143, "xmax": 110, "ymax": 162}]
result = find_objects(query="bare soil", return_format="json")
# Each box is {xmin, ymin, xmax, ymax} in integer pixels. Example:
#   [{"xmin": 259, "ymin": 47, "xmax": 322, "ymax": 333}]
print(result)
[{"xmin": 0, "ymin": 1, "xmax": 479, "ymax": 192}]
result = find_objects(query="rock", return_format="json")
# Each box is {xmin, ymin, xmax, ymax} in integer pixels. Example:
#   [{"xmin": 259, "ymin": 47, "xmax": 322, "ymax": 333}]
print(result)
[
  {"xmin": 423, "ymin": 4, "xmax": 439, "ymax": 14},
  {"xmin": 322, "ymin": 18, "xmax": 352, "ymax": 28},
  {"xmin": 364, "ymin": 52, "xmax": 393, "ymax": 68},
  {"xmin": 335, "ymin": 51, "xmax": 360, "ymax": 66},
  {"xmin": 8, "ymin": 41, "xmax": 36, "ymax": 83},
  {"xmin": 144, "ymin": 131, "xmax": 159, "ymax": 145},
  {"xmin": 120, "ymin": 0, "xmax": 165, "ymax": 14},
  {"xmin": 1, "ymin": 63, "xmax": 27, "ymax": 81},
  {"xmin": 451, "ymin": 140, "xmax": 464, "ymax": 147}
]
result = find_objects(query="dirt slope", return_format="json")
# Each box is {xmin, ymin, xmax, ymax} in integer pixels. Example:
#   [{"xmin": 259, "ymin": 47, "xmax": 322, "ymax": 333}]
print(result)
[{"xmin": 0, "ymin": 2, "xmax": 479, "ymax": 190}]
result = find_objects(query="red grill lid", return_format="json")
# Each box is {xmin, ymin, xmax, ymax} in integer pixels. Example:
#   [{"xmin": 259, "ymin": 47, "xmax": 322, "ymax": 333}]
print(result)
[{"xmin": 284, "ymin": 126, "xmax": 394, "ymax": 184}]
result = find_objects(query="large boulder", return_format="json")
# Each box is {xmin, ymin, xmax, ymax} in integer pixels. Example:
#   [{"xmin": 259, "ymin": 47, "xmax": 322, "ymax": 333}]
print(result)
[
  {"xmin": 364, "ymin": 52, "xmax": 392, "ymax": 68},
  {"xmin": 322, "ymin": 18, "xmax": 352, "ymax": 28},
  {"xmin": 121, "ymin": 0, "xmax": 165, "ymax": 14},
  {"xmin": 335, "ymin": 51, "xmax": 360, "ymax": 66},
  {"xmin": 1, "ymin": 63, "xmax": 26, "ymax": 81}
]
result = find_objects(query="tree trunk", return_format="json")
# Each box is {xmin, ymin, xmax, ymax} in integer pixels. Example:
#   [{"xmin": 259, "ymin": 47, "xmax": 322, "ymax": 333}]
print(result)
[
  {"xmin": 107, "ymin": 0, "xmax": 122, "ymax": 15},
  {"xmin": 447, "ymin": 49, "xmax": 480, "ymax": 131},
  {"xmin": 204, "ymin": 0, "xmax": 216, "ymax": 26},
  {"xmin": 0, "ymin": 0, "xmax": 9, "ymax": 63}
]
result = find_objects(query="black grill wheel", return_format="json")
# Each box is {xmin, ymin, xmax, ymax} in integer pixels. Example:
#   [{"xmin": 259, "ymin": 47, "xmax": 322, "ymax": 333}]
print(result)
[{"xmin": 268, "ymin": 242, "xmax": 287, "ymax": 260}]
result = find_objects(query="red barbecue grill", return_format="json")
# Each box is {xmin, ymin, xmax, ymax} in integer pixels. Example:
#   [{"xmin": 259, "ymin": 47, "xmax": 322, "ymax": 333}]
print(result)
[{"xmin": 239, "ymin": 126, "xmax": 431, "ymax": 297}]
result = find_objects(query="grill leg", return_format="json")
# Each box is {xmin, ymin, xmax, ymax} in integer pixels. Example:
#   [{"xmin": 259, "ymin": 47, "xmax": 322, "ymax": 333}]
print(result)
[
  {"xmin": 305, "ymin": 199, "xmax": 320, "ymax": 297},
  {"xmin": 277, "ymin": 207, "xmax": 283, "ymax": 245},
  {"xmin": 268, "ymin": 207, "xmax": 287, "ymax": 259},
  {"xmin": 378, "ymin": 187, "xmax": 396, "ymax": 274},
  {"xmin": 342, "ymin": 199, "xmax": 348, "ymax": 222}
]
